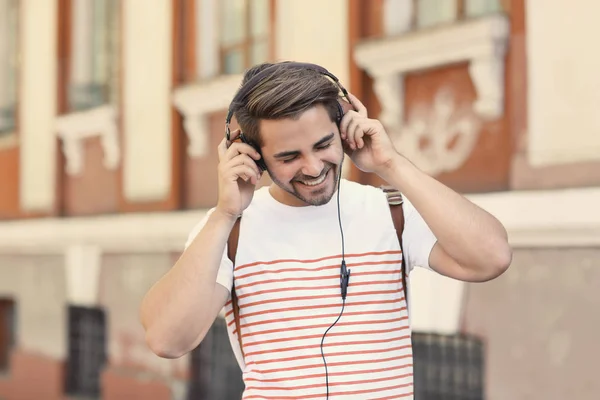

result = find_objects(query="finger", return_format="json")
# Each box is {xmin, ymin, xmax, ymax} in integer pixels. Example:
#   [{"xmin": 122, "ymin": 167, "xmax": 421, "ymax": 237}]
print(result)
[
  {"xmin": 339, "ymin": 111, "xmax": 357, "ymax": 139},
  {"xmin": 225, "ymin": 154, "xmax": 261, "ymax": 177},
  {"xmin": 345, "ymin": 118, "xmax": 359, "ymax": 149},
  {"xmin": 348, "ymin": 120, "xmax": 365, "ymax": 150},
  {"xmin": 347, "ymin": 93, "xmax": 368, "ymax": 118},
  {"xmin": 224, "ymin": 141, "xmax": 262, "ymax": 163},
  {"xmin": 229, "ymin": 165, "xmax": 260, "ymax": 184},
  {"xmin": 218, "ymin": 137, "xmax": 228, "ymax": 161}
]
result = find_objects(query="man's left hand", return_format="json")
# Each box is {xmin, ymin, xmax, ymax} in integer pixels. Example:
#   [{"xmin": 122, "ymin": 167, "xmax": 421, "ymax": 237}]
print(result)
[{"xmin": 339, "ymin": 93, "xmax": 398, "ymax": 176}]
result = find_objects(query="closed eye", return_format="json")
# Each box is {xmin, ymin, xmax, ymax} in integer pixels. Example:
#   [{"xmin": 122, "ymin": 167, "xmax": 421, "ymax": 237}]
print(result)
[
  {"xmin": 280, "ymin": 141, "xmax": 332, "ymax": 163},
  {"xmin": 282, "ymin": 156, "xmax": 298, "ymax": 163}
]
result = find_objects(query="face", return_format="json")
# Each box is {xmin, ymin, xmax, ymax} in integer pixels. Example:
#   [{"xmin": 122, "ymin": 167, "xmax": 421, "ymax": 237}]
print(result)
[{"xmin": 259, "ymin": 105, "xmax": 344, "ymax": 207}]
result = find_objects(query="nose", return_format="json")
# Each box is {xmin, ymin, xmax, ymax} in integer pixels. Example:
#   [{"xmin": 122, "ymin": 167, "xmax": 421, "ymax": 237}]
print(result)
[{"xmin": 301, "ymin": 154, "xmax": 324, "ymax": 177}]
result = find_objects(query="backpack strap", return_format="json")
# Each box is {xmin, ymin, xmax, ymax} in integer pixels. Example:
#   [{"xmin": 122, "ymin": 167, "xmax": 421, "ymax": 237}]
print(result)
[
  {"xmin": 227, "ymin": 186, "xmax": 407, "ymax": 359},
  {"xmin": 227, "ymin": 217, "xmax": 244, "ymax": 357},
  {"xmin": 381, "ymin": 186, "xmax": 408, "ymax": 308}
]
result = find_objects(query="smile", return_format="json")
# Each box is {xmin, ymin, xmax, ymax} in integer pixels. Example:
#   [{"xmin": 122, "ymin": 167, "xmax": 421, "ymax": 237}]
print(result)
[{"xmin": 297, "ymin": 170, "xmax": 329, "ymax": 187}]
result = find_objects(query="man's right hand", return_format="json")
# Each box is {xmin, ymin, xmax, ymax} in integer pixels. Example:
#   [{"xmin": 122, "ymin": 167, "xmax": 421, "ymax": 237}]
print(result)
[{"xmin": 216, "ymin": 129, "xmax": 263, "ymax": 219}]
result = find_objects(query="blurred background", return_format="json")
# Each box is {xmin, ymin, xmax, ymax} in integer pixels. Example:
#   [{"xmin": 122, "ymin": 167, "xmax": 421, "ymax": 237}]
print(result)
[{"xmin": 0, "ymin": 0, "xmax": 598, "ymax": 399}]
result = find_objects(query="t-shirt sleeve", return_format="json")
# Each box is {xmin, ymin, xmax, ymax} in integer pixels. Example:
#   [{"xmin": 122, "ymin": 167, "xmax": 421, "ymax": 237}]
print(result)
[
  {"xmin": 184, "ymin": 208, "xmax": 234, "ymax": 293},
  {"xmin": 400, "ymin": 196, "xmax": 438, "ymax": 274}
]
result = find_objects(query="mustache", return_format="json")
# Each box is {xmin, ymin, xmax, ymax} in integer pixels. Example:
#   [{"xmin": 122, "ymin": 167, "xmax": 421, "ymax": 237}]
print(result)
[{"xmin": 293, "ymin": 164, "xmax": 334, "ymax": 181}]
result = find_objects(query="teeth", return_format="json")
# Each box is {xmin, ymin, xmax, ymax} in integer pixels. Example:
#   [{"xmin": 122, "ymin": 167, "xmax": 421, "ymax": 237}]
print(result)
[{"xmin": 300, "ymin": 172, "xmax": 327, "ymax": 186}]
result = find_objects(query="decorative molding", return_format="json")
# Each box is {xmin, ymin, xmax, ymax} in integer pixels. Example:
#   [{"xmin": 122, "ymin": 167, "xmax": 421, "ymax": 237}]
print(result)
[
  {"xmin": 172, "ymin": 74, "xmax": 243, "ymax": 158},
  {"xmin": 0, "ymin": 209, "xmax": 208, "ymax": 254},
  {"xmin": 1, "ymin": 188, "xmax": 600, "ymax": 254},
  {"xmin": 401, "ymin": 88, "xmax": 481, "ymax": 175},
  {"xmin": 354, "ymin": 13, "xmax": 510, "ymax": 136},
  {"xmin": 55, "ymin": 105, "xmax": 120, "ymax": 175}
]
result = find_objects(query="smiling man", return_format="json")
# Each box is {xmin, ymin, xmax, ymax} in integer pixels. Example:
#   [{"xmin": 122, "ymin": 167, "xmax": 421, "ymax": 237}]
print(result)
[{"xmin": 140, "ymin": 61, "xmax": 512, "ymax": 399}]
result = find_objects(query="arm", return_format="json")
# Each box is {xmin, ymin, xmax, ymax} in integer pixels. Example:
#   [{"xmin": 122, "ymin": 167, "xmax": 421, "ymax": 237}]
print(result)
[
  {"xmin": 339, "ymin": 93, "xmax": 512, "ymax": 283},
  {"xmin": 379, "ymin": 154, "xmax": 512, "ymax": 282},
  {"xmin": 140, "ymin": 129, "xmax": 262, "ymax": 358},
  {"xmin": 140, "ymin": 210, "xmax": 235, "ymax": 358}
]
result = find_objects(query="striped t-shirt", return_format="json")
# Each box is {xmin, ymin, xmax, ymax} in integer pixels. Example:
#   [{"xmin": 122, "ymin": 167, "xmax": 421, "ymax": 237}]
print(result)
[{"xmin": 186, "ymin": 179, "xmax": 437, "ymax": 399}]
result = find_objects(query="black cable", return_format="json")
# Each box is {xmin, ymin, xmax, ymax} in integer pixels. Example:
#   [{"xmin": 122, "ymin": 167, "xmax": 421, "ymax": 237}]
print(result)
[
  {"xmin": 320, "ymin": 165, "xmax": 348, "ymax": 399},
  {"xmin": 320, "ymin": 299, "xmax": 345, "ymax": 399}
]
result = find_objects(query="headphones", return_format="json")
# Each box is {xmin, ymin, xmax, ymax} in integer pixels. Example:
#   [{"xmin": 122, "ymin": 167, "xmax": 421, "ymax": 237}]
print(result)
[
  {"xmin": 225, "ymin": 62, "xmax": 353, "ymax": 172},
  {"xmin": 225, "ymin": 62, "xmax": 353, "ymax": 399}
]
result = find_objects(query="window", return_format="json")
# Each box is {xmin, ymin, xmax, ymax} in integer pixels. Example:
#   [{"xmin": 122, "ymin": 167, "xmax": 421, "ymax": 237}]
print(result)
[
  {"xmin": 412, "ymin": 332, "xmax": 485, "ymax": 400},
  {"xmin": 65, "ymin": 306, "xmax": 107, "ymax": 399},
  {"xmin": 220, "ymin": 0, "xmax": 271, "ymax": 75},
  {"xmin": 178, "ymin": 0, "xmax": 273, "ymax": 83},
  {"xmin": 67, "ymin": 0, "xmax": 120, "ymax": 112},
  {"xmin": 385, "ymin": 0, "xmax": 504, "ymax": 33},
  {"xmin": 0, "ymin": 0, "xmax": 19, "ymax": 136},
  {"xmin": 188, "ymin": 317, "xmax": 244, "ymax": 400},
  {"xmin": 0, "ymin": 299, "xmax": 16, "ymax": 372}
]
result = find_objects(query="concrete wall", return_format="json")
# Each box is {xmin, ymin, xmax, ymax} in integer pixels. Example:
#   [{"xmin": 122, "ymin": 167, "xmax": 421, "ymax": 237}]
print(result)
[{"xmin": 463, "ymin": 248, "xmax": 600, "ymax": 400}]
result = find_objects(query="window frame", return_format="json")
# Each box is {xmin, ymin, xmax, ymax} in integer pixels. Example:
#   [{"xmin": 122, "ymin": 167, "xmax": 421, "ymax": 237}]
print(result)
[
  {"xmin": 58, "ymin": 0, "xmax": 121, "ymax": 115},
  {"xmin": 390, "ymin": 0, "xmax": 507, "ymax": 33},
  {"xmin": 0, "ymin": 0, "xmax": 20, "ymax": 142},
  {"xmin": 176, "ymin": 0, "xmax": 276, "ymax": 85}
]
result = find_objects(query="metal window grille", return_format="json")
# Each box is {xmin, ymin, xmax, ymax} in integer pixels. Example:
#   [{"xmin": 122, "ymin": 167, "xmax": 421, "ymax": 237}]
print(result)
[
  {"xmin": 188, "ymin": 317, "xmax": 244, "ymax": 400},
  {"xmin": 412, "ymin": 332, "xmax": 485, "ymax": 400},
  {"xmin": 65, "ymin": 306, "xmax": 107, "ymax": 399},
  {"xmin": 0, "ymin": 299, "xmax": 16, "ymax": 372}
]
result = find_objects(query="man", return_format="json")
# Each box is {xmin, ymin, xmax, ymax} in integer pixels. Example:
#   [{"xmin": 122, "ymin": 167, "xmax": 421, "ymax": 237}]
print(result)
[{"xmin": 140, "ymin": 62, "xmax": 512, "ymax": 399}]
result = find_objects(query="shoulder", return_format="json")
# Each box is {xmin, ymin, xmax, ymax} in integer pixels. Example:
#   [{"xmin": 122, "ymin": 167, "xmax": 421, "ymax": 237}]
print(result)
[
  {"xmin": 341, "ymin": 179, "xmax": 387, "ymax": 202},
  {"xmin": 339, "ymin": 179, "xmax": 394, "ymax": 221}
]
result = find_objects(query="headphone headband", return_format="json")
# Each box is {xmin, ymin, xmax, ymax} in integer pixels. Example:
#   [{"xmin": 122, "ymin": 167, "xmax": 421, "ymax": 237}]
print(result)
[{"xmin": 225, "ymin": 62, "xmax": 351, "ymax": 140}]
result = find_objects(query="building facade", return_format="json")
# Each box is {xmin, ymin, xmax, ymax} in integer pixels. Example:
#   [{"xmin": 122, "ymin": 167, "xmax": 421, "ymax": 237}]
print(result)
[{"xmin": 0, "ymin": 0, "xmax": 598, "ymax": 399}]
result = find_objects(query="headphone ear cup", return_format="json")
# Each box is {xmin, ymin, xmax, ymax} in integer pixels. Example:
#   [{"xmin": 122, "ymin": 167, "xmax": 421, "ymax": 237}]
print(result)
[
  {"xmin": 240, "ymin": 132, "xmax": 267, "ymax": 172},
  {"xmin": 336, "ymin": 101, "xmax": 345, "ymax": 128}
]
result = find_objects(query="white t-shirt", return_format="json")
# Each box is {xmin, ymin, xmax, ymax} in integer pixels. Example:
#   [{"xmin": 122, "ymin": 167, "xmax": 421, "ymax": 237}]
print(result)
[{"xmin": 185, "ymin": 179, "xmax": 437, "ymax": 399}]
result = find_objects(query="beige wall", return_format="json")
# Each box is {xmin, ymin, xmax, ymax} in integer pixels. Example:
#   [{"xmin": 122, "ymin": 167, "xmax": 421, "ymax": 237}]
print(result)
[
  {"xmin": 0, "ymin": 255, "xmax": 66, "ymax": 360},
  {"xmin": 463, "ymin": 247, "xmax": 600, "ymax": 400},
  {"xmin": 276, "ymin": 0, "xmax": 350, "ymax": 86},
  {"xmin": 526, "ymin": 0, "xmax": 600, "ymax": 167},
  {"xmin": 99, "ymin": 252, "xmax": 189, "ymax": 378}
]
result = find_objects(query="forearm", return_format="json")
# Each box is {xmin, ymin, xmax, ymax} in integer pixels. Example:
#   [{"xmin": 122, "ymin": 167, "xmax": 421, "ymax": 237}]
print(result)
[
  {"xmin": 379, "ymin": 153, "xmax": 511, "ymax": 273},
  {"xmin": 140, "ymin": 210, "xmax": 236, "ymax": 357}
]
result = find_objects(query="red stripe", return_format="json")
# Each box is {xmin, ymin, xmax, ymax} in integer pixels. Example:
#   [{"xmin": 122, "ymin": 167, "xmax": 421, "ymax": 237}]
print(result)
[
  {"xmin": 242, "ymin": 315, "xmax": 408, "ymax": 341},
  {"xmin": 237, "ymin": 278, "xmax": 403, "ymax": 300},
  {"xmin": 244, "ymin": 362, "xmax": 413, "ymax": 383},
  {"xmin": 241, "ymin": 289, "xmax": 402, "ymax": 310},
  {"xmin": 243, "ymin": 382, "xmax": 413, "ymax": 399},
  {"xmin": 234, "ymin": 297, "xmax": 404, "ymax": 324},
  {"xmin": 229, "ymin": 305, "xmax": 407, "ymax": 332},
  {"xmin": 245, "ymin": 370, "xmax": 413, "ymax": 391},
  {"xmin": 244, "ymin": 326, "xmax": 407, "ymax": 349},
  {"xmin": 236, "ymin": 259, "xmax": 402, "ymax": 281},
  {"xmin": 248, "ymin": 343, "xmax": 412, "ymax": 366},
  {"xmin": 244, "ymin": 330, "xmax": 409, "ymax": 358},
  {"xmin": 235, "ymin": 250, "xmax": 402, "ymax": 271},
  {"xmin": 235, "ymin": 269, "xmax": 399, "ymax": 291},
  {"xmin": 249, "ymin": 353, "xmax": 413, "ymax": 375}
]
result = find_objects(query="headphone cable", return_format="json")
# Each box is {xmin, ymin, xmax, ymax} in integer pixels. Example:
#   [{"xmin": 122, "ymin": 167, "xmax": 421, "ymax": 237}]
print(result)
[{"xmin": 320, "ymin": 165, "xmax": 347, "ymax": 399}]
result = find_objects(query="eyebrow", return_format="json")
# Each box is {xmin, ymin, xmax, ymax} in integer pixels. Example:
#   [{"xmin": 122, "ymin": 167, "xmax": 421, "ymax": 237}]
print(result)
[{"xmin": 273, "ymin": 133, "xmax": 335, "ymax": 159}]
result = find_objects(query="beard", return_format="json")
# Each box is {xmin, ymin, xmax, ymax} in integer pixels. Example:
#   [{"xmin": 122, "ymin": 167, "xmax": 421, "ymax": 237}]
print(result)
[{"xmin": 269, "ymin": 160, "xmax": 341, "ymax": 206}]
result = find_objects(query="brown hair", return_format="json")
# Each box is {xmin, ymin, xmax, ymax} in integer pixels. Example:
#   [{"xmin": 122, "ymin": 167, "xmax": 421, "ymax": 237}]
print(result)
[{"xmin": 232, "ymin": 62, "xmax": 342, "ymax": 148}]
